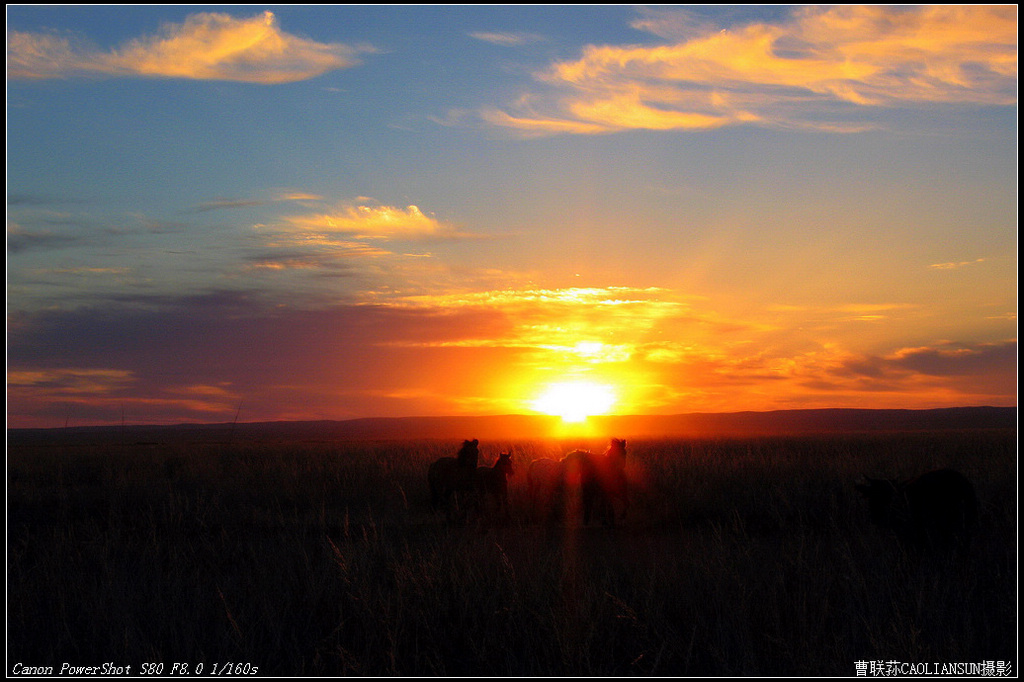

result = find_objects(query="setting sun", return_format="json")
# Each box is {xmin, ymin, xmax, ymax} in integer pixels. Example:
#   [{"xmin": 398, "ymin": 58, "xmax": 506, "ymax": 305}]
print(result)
[{"xmin": 531, "ymin": 381, "xmax": 617, "ymax": 422}]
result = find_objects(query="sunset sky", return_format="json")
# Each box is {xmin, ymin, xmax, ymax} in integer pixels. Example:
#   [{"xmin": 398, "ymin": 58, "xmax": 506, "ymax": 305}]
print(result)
[{"xmin": 7, "ymin": 5, "xmax": 1018, "ymax": 428}]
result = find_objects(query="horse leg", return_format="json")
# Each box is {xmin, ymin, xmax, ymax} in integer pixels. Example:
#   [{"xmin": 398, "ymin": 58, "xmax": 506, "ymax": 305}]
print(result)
[
  {"xmin": 581, "ymin": 487, "xmax": 594, "ymax": 526},
  {"xmin": 599, "ymin": 492, "xmax": 614, "ymax": 528}
]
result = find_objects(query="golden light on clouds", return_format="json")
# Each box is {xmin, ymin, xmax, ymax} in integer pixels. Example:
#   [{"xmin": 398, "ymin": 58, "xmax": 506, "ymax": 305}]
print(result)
[
  {"xmin": 479, "ymin": 106, "xmax": 615, "ymax": 137},
  {"xmin": 567, "ymin": 91, "xmax": 752, "ymax": 131},
  {"xmin": 489, "ymin": 4, "xmax": 1017, "ymax": 135},
  {"xmin": 283, "ymin": 204, "xmax": 452, "ymax": 240},
  {"xmin": 7, "ymin": 10, "xmax": 366, "ymax": 83},
  {"xmin": 373, "ymin": 286, "xmax": 689, "ymax": 366},
  {"xmin": 385, "ymin": 286, "xmax": 684, "ymax": 311},
  {"xmin": 353, "ymin": 279, "xmax": 1017, "ymax": 417}
]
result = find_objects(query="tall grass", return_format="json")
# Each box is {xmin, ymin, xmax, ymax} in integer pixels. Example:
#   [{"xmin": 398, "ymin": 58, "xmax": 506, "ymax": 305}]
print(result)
[{"xmin": 7, "ymin": 430, "xmax": 1016, "ymax": 675}]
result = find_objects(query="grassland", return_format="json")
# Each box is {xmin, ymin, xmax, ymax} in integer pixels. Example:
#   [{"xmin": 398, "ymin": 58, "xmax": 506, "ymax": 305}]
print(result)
[{"xmin": 7, "ymin": 429, "xmax": 1017, "ymax": 676}]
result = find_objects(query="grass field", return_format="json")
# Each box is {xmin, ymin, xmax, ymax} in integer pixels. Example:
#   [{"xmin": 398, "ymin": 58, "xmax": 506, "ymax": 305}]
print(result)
[{"xmin": 7, "ymin": 429, "xmax": 1017, "ymax": 676}]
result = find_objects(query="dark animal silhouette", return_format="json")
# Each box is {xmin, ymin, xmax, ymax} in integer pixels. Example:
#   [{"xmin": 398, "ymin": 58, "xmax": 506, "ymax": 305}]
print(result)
[
  {"xmin": 856, "ymin": 468, "xmax": 978, "ymax": 550},
  {"xmin": 581, "ymin": 438, "xmax": 629, "ymax": 526},
  {"xmin": 428, "ymin": 439, "xmax": 480, "ymax": 518},
  {"xmin": 545, "ymin": 438, "xmax": 630, "ymax": 527},
  {"xmin": 476, "ymin": 452, "xmax": 515, "ymax": 515},
  {"xmin": 527, "ymin": 456, "xmax": 563, "ymax": 515}
]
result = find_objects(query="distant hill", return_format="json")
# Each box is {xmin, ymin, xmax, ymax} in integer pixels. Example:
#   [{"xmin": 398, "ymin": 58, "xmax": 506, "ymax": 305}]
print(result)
[{"xmin": 7, "ymin": 407, "xmax": 1016, "ymax": 447}]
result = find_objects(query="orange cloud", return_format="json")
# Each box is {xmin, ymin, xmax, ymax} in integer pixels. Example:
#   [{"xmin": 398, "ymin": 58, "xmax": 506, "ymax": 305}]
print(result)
[
  {"xmin": 363, "ymin": 285, "xmax": 748, "ymax": 413},
  {"xmin": 487, "ymin": 5, "xmax": 1017, "ymax": 135},
  {"xmin": 8, "ymin": 11, "xmax": 367, "ymax": 83},
  {"xmin": 7, "ymin": 368, "xmax": 136, "ymax": 394},
  {"xmin": 169, "ymin": 383, "xmax": 240, "ymax": 399},
  {"xmin": 283, "ymin": 204, "xmax": 456, "ymax": 240},
  {"xmin": 7, "ymin": 284, "xmax": 1015, "ymax": 427},
  {"xmin": 479, "ymin": 106, "xmax": 618, "ymax": 137},
  {"xmin": 364, "ymin": 285, "xmax": 1017, "ymax": 414}
]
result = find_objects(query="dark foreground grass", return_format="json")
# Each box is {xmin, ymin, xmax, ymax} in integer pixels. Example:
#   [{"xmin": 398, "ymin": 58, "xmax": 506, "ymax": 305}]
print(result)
[{"xmin": 7, "ymin": 430, "xmax": 1017, "ymax": 676}]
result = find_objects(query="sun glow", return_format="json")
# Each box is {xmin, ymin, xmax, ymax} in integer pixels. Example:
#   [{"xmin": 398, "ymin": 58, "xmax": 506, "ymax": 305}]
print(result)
[{"xmin": 532, "ymin": 381, "xmax": 617, "ymax": 422}]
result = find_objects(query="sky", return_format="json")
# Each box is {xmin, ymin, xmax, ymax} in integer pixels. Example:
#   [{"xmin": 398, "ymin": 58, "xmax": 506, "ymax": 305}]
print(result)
[{"xmin": 6, "ymin": 5, "xmax": 1018, "ymax": 428}]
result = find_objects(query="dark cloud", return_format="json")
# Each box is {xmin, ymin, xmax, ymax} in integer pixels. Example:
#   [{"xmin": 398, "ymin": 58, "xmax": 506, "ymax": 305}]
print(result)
[
  {"xmin": 7, "ymin": 229, "xmax": 85, "ymax": 254},
  {"xmin": 190, "ymin": 199, "xmax": 269, "ymax": 213},
  {"xmin": 8, "ymin": 211, "xmax": 187, "ymax": 256},
  {"xmin": 890, "ymin": 342, "xmax": 1017, "ymax": 378},
  {"xmin": 7, "ymin": 193, "xmax": 90, "ymax": 207},
  {"xmin": 7, "ymin": 295, "xmax": 517, "ymax": 425},
  {"xmin": 242, "ymin": 250, "xmax": 360, "ymax": 275},
  {"xmin": 822, "ymin": 340, "xmax": 1018, "ymax": 400},
  {"xmin": 831, "ymin": 341, "xmax": 1017, "ymax": 381}
]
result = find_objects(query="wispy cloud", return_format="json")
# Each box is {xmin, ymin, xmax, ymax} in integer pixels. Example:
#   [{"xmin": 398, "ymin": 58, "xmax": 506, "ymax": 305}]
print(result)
[
  {"xmin": 191, "ymin": 198, "xmax": 269, "ymax": 213},
  {"xmin": 7, "ymin": 366, "xmax": 241, "ymax": 424},
  {"xmin": 189, "ymin": 190, "xmax": 324, "ymax": 213},
  {"xmin": 241, "ymin": 244, "xmax": 389, "ymax": 274},
  {"xmin": 655, "ymin": 339, "xmax": 1019, "ymax": 410},
  {"xmin": 7, "ymin": 223, "xmax": 87, "ymax": 254},
  {"xmin": 7, "ymin": 367, "xmax": 136, "ymax": 394},
  {"xmin": 282, "ymin": 203, "xmax": 459, "ymax": 240},
  {"xmin": 367, "ymin": 286, "xmax": 723, "ymax": 368},
  {"xmin": 8, "ymin": 10, "xmax": 370, "ymax": 83},
  {"xmin": 469, "ymin": 31, "xmax": 545, "ymax": 47},
  {"xmin": 888, "ymin": 341, "xmax": 1018, "ymax": 378},
  {"xmin": 930, "ymin": 258, "xmax": 986, "ymax": 270},
  {"xmin": 485, "ymin": 5, "xmax": 1017, "ymax": 135},
  {"xmin": 30, "ymin": 266, "xmax": 131, "ymax": 277},
  {"xmin": 807, "ymin": 340, "xmax": 1019, "ymax": 398}
]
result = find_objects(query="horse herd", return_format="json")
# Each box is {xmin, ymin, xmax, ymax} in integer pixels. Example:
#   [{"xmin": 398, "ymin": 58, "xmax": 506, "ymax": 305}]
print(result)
[
  {"xmin": 428, "ymin": 438, "xmax": 630, "ymax": 527},
  {"xmin": 855, "ymin": 468, "xmax": 979, "ymax": 550},
  {"xmin": 427, "ymin": 438, "xmax": 980, "ymax": 550}
]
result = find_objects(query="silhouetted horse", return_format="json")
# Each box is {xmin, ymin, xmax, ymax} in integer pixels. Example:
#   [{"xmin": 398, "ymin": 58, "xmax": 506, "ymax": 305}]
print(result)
[
  {"xmin": 856, "ymin": 468, "xmax": 978, "ymax": 551},
  {"xmin": 527, "ymin": 457, "xmax": 564, "ymax": 517},
  {"xmin": 556, "ymin": 438, "xmax": 630, "ymax": 527},
  {"xmin": 476, "ymin": 452, "xmax": 515, "ymax": 516},
  {"xmin": 428, "ymin": 439, "xmax": 480, "ymax": 519},
  {"xmin": 584, "ymin": 438, "xmax": 629, "ymax": 526}
]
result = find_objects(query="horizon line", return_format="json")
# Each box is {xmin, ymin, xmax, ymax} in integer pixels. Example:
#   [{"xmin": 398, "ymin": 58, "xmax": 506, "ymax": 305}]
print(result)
[{"xmin": 8, "ymin": 405, "xmax": 1016, "ymax": 432}]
